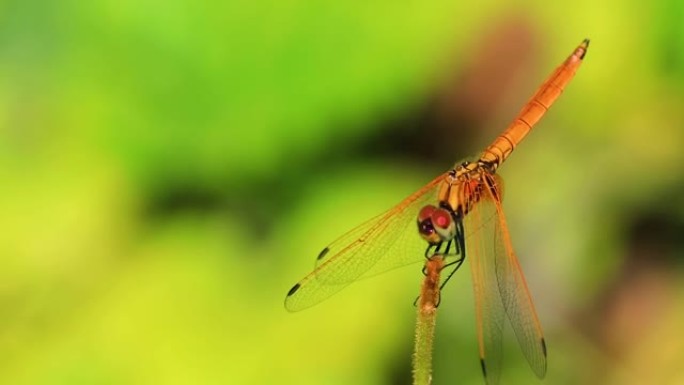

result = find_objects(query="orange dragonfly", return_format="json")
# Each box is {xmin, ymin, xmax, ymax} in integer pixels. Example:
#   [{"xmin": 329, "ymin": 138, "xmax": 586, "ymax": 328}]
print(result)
[{"xmin": 285, "ymin": 39, "xmax": 589, "ymax": 384}]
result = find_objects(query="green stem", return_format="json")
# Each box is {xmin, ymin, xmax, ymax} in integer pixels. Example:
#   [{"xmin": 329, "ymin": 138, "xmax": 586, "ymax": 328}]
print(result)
[{"xmin": 412, "ymin": 255, "xmax": 444, "ymax": 385}]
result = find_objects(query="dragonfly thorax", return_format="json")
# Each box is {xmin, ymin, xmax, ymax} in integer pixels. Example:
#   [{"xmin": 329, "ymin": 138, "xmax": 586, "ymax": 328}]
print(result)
[
  {"xmin": 441, "ymin": 163, "xmax": 487, "ymax": 213},
  {"xmin": 417, "ymin": 162, "xmax": 488, "ymax": 245}
]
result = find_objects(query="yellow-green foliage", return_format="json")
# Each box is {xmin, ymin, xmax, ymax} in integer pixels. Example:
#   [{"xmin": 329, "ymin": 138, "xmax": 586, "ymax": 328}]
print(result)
[{"xmin": 1, "ymin": 1, "xmax": 684, "ymax": 384}]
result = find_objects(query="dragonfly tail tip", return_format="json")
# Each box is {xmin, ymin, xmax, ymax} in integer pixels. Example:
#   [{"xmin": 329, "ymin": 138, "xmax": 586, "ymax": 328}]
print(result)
[{"xmin": 577, "ymin": 38, "xmax": 590, "ymax": 59}]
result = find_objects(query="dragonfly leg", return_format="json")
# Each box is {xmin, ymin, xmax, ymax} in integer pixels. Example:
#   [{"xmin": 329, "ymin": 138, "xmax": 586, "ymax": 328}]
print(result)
[
  {"xmin": 417, "ymin": 215, "xmax": 467, "ymax": 307},
  {"xmin": 438, "ymin": 220, "xmax": 467, "ymax": 292},
  {"xmin": 431, "ymin": 259, "xmax": 465, "ymax": 308},
  {"xmin": 424, "ymin": 242, "xmax": 444, "ymax": 259},
  {"xmin": 438, "ymin": 256, "xmax": 465, "ymax": 292}
]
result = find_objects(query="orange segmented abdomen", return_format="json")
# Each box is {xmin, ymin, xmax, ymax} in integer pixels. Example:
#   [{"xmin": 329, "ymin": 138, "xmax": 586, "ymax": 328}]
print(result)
[{"xmin": 479, "ymin": 39, "xmax": 589, "ymax": 169}]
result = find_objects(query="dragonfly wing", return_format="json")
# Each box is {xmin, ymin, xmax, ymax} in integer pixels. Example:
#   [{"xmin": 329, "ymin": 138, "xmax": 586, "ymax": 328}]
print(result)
[
  {"xmin": 482, "ymin": 174, "xmax": 547, "ymax": 378},
  {"xmin": 285, "ymin": 173, "xmax": 447, "ymax": 312},
  {"xmin": 465, "ymin": 181, "xmax": 506, "ymax": 385}
]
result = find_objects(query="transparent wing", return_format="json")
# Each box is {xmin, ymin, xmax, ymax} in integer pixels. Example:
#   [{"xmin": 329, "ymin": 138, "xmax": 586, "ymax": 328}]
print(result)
[
  {"xmin": 482, "ymin": 173, "xmax": 547, "ymax": 378},
  {"xmin": 465, "ymin": 180, "xmax": 506, "ymax": 385},
  {"xmin": 285, "ymin": 173, "xmax": 447, "ymax": 312}
]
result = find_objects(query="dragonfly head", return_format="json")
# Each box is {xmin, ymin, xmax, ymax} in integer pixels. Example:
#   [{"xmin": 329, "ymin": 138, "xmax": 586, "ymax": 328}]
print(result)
[{"xmin": 417, "ymin": 204, "xmax": 457, "ymax": 244}]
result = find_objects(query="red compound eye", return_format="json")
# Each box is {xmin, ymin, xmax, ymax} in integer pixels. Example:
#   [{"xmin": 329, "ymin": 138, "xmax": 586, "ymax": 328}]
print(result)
[
  {"xmin": 431, "ymin": 209, "xmax": 452, "ymax": 229},
  {"xmin": 417, "ymin": 205, "xmax": 455, "ymax": 243},
  {"xmin": 418, "ymin": 205, "xmax": 437, "ymax": 222}
]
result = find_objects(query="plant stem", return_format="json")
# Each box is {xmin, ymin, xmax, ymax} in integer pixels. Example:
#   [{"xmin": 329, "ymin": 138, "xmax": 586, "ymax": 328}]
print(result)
[{"xmin": 412, "ymin": 254, "xmax": 444, "ymax": 385}]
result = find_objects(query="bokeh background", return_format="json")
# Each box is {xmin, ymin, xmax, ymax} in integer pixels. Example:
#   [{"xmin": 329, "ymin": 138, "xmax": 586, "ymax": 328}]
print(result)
[{"xmin": 2, "ymin": 1, "xmax": 684, "ymax": 384}]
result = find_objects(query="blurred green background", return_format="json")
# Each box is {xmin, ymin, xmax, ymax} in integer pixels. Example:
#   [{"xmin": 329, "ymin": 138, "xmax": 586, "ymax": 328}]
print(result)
[{"xmin": 2, "ymin": 1, "xmax": 684, "ymax": 384}]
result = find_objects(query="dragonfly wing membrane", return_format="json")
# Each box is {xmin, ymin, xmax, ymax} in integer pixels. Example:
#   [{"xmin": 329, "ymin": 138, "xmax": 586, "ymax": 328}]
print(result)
[
  {"xmin": 482, "ymin": 174, "xmax": 547, "ymax": 378},
  {"xmin": 285, "ymin": 173, "xmax": 447, "ymax": 312},
  {"xmin": 465, "ymin": 181, "xmax": 506, "ymax": 385}
]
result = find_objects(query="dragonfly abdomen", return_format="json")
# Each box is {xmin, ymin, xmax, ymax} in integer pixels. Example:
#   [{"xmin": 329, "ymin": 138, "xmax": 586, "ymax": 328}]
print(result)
[{"xmin": 479, "ymin": 39, "xmax": 589, "ymax": 170}]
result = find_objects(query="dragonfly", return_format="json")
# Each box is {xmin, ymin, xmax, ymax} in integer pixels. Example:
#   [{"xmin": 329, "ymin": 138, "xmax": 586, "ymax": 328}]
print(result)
[{"xmin": 285, "ymin": 39, "xmax": 589, "ymax": 384}]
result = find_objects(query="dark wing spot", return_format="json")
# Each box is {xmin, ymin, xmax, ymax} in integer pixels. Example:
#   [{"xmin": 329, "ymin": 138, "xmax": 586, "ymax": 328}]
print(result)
[
  {"xmin": 317, "ymin": 247, "xmax": 330, "ymax": 261},
  {"xmin": 480, "ymin": 358, "xmax": 487, "ymax": 377},
  {"xmin": 541, "ymin": 337, "xmax": 547, "ymax": 357},
  {"xmin": 287, "ymin": 283, "xmax": 301, "ymax": 297}
]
